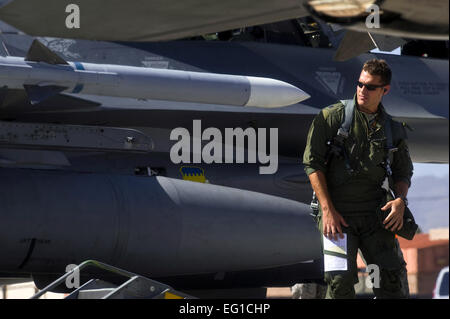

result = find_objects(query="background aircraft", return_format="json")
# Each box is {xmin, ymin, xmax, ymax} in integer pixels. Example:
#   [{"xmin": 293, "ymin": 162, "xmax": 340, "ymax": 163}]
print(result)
[{"xmin": 0, "ymin": 1, "xmax": 448, "ymax": 298}]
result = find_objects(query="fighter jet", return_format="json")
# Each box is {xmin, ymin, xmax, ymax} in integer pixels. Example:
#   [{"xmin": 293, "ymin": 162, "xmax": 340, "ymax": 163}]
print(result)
[
  {"xmin": 0, "ymin": 5, "xmax": 448, "ymax": 298},
  {"xmin": 0, "ymin": 33, "xmax": 325, "ymax": 297}
]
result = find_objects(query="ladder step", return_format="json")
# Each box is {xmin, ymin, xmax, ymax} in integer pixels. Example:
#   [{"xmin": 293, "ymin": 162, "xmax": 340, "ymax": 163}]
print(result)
[{"xmin": 78, "ymin": 288, "xmax": 116, "ymax": 299}]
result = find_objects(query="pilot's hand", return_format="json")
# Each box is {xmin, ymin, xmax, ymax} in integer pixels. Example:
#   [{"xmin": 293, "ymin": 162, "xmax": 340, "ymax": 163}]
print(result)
[
  {"xmin": 322, "ymin": 207, "xmax": 348, "ymax": 241},
  {"xmin": 381, "ymin": 198, "xmax": 405, "ymax": 232}
]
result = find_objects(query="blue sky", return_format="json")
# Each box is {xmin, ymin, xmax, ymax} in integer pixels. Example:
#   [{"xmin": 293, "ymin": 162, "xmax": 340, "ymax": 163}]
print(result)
[
  {"xmin": 409, "ymin": 163, "xmax": 449, "ymax": 232},
  {"xmin": 414, "ymin": 163, "xmax": 449, "ymax": 178}
]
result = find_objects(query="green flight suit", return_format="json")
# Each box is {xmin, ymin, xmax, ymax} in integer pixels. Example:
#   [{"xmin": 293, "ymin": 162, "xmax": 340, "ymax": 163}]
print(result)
[{"xmin": 303, "ymin": 97, "xmax": 413, "ymax": 299}]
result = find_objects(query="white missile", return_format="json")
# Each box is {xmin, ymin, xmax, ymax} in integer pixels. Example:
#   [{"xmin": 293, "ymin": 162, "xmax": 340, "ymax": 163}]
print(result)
[{"xmin": 0, "ymin": 40, "xmax": 310, "ymax": 107}]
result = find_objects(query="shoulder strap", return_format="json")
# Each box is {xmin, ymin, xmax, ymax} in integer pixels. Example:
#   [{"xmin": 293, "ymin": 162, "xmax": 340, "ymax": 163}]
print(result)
[
  {"xmin": 382, "ymin": 113, "xmax": 400, "ymax": 195},
  {"xmin": 384, "ymin": 114, "xmax": 399, "ymax": 174},
  {"xmin": 324, "ymin": 99, "xmax": 355, "ymax": 174},
  {"xmin": 384, "ymin": 113, "xmax": 393, "ymax": 151},
  {"xmin": 338, "ymin": 99, "xmax": 355, "ymax": 138}
]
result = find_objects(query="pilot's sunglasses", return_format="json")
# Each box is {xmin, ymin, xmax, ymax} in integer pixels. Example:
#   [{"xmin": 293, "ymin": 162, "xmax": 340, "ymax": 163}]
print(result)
[{"xmin": 357, "ymin": 81, "xmax": 385, "ymax": 91}]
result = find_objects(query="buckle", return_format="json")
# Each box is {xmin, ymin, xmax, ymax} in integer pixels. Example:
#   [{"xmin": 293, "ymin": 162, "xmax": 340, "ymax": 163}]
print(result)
[
  {"xmin": 388, "ymin": 147, "xmax": 398, "ymax": 153},
  {"xmin": 337, "ymin": 128, "xmax": 349, "ymax": 138}
]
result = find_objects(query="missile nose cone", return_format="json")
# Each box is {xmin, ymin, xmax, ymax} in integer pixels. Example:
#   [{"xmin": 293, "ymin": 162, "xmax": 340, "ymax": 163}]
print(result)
[{"xmin": 246, "ymin": 77, "xmax": 310, "ymax": 108}]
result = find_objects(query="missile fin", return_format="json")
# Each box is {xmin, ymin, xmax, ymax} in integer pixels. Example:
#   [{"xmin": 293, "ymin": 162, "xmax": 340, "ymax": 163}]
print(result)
[
  {"xmin": 25, "ymin": 39, "xmax": 68, "ymax": 65},
  {"xmin": 0, "ymin": 39, "xmax": 10, "ymax": 57},
  {"xmin": 23, "ymin": 84, "xmax": 68, "ymax": 105},
  {"xmin": 369, "ymin": 33, "xmax": 406, "ymax": 52},
  {"xmin": 333, "ymin": 30, "xmax": 376, "ymax": 61}
]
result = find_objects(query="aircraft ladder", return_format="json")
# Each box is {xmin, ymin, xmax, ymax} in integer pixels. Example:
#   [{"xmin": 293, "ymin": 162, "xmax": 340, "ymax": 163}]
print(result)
[{"xmin": 30, "ymin": 260, "xmax": 196, "ymax": 299}]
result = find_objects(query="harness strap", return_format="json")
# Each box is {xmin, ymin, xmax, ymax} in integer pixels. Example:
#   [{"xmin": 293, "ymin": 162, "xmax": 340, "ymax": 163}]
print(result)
[
  {"xmin": 382, "ymin": 113, "xmax": 400, "ymax": 196},
  {"xmin": 339, "ymin": 99, "xmax": 355, "ymax": 138}
]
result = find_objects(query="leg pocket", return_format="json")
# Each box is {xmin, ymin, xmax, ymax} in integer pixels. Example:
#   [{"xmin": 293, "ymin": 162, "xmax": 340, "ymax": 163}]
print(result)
[
  {"xmin": 376, "ymin": 268, "xmax": 408, "ymax": 299},
  {"xmin": 360, "ymin": 227, "xmax": 407, "ymax": 298},
  {"xmin": 325, "ymin": 272, "xmax": 356, "ymax": 299}
]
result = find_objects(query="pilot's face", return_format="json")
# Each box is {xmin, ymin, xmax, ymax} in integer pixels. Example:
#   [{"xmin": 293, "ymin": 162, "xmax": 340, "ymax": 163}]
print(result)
[{"xmin": 356, "ymin": 70, "xmax": 390, "ymax": 113}]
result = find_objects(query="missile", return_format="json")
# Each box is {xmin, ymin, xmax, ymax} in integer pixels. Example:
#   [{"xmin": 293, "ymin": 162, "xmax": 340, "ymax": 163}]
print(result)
[{"xmin": 0, "ymin": 40, "xmax": 310, "ymax": 108}]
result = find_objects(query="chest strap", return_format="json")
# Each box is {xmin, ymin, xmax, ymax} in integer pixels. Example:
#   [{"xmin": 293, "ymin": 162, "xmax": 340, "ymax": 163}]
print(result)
[
  {"xmin": 324, "ymin": 99, "xmax": 356, "ymax": 174},
  {"xmin": 339, "ymin": 99, "xmax": 355, "ymax": 138}
]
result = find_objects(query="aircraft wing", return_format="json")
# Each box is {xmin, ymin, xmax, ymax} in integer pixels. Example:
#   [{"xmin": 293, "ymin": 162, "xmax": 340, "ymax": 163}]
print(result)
[
  {"xmin": 0, "ymin": 0, "xmax": 309, "ymax": 41},
  {"xmin": 1, "ymin": 0, "xmax": 448, "ymax": 43}
]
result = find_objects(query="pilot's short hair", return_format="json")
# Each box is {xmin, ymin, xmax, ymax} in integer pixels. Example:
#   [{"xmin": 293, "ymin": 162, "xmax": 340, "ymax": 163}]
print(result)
[{"xmin": 362, "ymin": 59, "xmax": 392, "ymax": 85}]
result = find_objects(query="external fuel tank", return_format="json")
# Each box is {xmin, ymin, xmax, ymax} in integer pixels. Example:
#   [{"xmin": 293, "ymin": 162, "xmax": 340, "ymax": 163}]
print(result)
[{"xmin": 0, "ymin": 168, "xmax": 321, "ymax": 279}]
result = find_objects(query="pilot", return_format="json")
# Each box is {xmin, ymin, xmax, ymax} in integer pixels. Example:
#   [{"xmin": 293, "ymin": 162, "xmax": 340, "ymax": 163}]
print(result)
[{"xmin": 303, "ymin": 59, "xmax": 413, "ymax": 299}]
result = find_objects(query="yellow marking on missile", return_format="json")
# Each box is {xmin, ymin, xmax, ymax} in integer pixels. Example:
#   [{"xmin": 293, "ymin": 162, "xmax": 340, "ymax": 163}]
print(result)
[
  {"xmin": 164, "ymin": 292, "xmax": 184, "ymax": 299},
  {"xmin": 180, "ymin": 166, "xmax": 206, "ymax": 183}
]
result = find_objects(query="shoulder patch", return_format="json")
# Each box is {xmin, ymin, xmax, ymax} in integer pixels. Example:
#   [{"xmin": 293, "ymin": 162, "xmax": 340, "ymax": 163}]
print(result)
[
  {"xmin": 322, "ymin": 102, "xmax": 344, "ymax": 121},
  {"xmin": 326, "ymin": 102, "xmax": 344, "ymax": 110}
]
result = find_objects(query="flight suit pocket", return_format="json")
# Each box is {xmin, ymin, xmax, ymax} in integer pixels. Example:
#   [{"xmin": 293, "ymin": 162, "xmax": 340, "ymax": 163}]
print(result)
[
  {"xmin": 368, "ymin": 138, "xmax": 386, "ymax": 165},
  {"xmin": 366, "ymin": 138, "xmax": 388, "ymax": 184}
]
